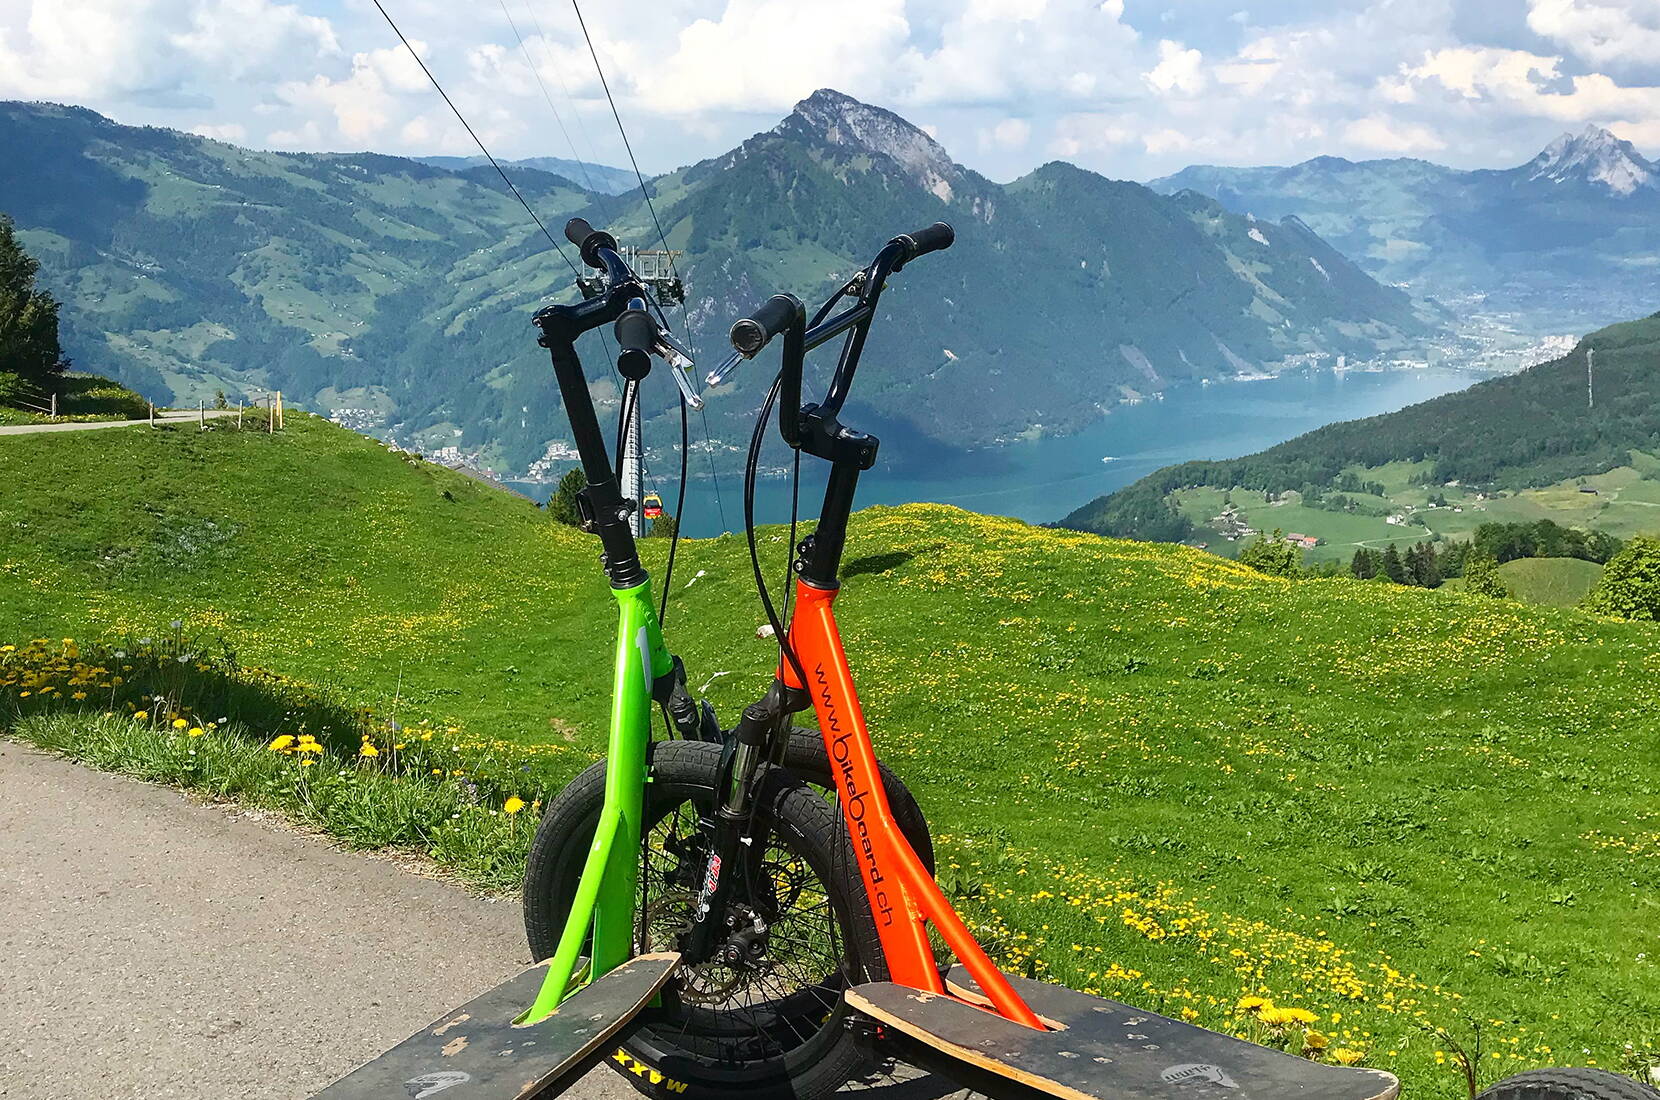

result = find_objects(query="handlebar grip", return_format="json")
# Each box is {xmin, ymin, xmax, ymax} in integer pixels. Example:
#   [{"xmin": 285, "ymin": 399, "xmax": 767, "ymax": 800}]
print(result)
[
  {"xmin": 564, "ymin": 217, "xmax": 618, "ymax": 269},
  {"xmin": 614, "ymin": 307, "xmax": 656, "ymax": 379},
  {"xmin": 730, "ymin": 294, "xmax": 803, "ymax": 357},
  {"xmin": 892, "ymin": 221, "xmax": 954, "ymax": 269},
  {"xmin": 564, "ymin": 217, "xmax": 594, "ymax": 248}
]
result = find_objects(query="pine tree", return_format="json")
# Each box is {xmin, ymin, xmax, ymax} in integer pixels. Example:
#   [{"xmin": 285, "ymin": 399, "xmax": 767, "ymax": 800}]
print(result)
[
  {"xmin": 546, "ymin": 467, "xmax": 587, "ymax": 528},
  {"xmin": 1350, "ymin": 548, "xmax": 1377, "ymax": 580},
  {"xmin": 1407, "ymin": 541, "xmax": 1442, "ymax": 588},
  {"xmin": 1381, "ymin": 543, "xmax": 1407, "ymax": 584},
  {"xmin": 647, "ymin": 511, "xmax": 679, "ymax": 539},
  {"xmin": 0, "ymin": 214, "xmax": 68, "ymax": 388}
]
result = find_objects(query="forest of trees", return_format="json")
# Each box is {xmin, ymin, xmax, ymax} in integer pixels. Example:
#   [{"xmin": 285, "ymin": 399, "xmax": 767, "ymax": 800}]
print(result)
[
  {"xmin": 1233, "ymin": 519, "xmax": 1626, "ymax": 595},
  {"xmin": 1344, "ymin": 519, "xmax": 1623, "ymax": 589}
]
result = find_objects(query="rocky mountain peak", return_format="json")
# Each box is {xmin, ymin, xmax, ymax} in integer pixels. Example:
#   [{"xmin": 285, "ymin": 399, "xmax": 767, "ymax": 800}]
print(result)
[
  {"xmin": 1525, "ymin": 124, "xmax": 1655, "ymax": 196},
  {"xmin": 779, "ymin": 88, "xmax": 963, "ymax": 203}
]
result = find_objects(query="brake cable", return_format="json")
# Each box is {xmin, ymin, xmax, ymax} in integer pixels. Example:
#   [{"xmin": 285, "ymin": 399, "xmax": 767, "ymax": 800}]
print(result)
[
  {"xmin": 659, "ymin": 393, "xmax": 689, "ymax": 627},
  {"xmin": 741, "ymin": 275, "xmax": 865, "ymax": 688}
]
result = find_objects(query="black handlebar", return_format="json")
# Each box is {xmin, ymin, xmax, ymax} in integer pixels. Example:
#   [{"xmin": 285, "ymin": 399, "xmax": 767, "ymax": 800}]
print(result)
[
  {"xmin": 891, "ymin": 221, "xmax": 953, "ymax": 270},
  {"xmin": 615, "ymin": 302, "xmax": 656, "ymax": 380},
  {"xmin": 565, "ymin": 217, "xmax": 619, "ymax": 269},
  {"xmin": 731, "ymin": 294, "xmax": 804, "ymax": 357}
]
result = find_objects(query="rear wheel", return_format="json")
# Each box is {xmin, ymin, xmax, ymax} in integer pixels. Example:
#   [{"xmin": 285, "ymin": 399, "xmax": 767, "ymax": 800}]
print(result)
[
  {"xmin": 524, "ymin": 740, "xmax": 882, "ymax": 1100},
  {"xmin": 1476, "ymin": 1070, "xmax": 1660, "ymax": 1100}
]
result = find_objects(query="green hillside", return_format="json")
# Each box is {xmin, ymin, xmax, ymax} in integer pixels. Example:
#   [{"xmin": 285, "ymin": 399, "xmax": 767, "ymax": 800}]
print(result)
[
  {"xmin": 2, "ymin": 417, "xmax": 1658, "ymax": 1096},
  {"xmin": 1064, "ymin": 313, "xmax": 1660, "ymax": 551},
  {"xmin": 0, "ymin": 93, "xmax": 1435, "ymax": 475}
]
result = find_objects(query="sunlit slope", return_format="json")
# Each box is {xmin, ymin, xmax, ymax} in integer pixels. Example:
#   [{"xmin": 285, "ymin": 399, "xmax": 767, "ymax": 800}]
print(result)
[{"xmin": 2, "ymin": 417, "xmax": 1657, "ymax": 1094}]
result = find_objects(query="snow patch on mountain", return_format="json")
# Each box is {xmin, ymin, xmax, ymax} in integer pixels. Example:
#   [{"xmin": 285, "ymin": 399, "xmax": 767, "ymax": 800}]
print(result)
[{"xmin": 1525, "ymin": 124, "xmax": 1656, "ymax": 196}]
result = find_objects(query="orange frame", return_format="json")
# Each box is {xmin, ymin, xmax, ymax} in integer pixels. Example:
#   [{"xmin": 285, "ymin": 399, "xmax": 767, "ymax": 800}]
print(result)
[{"xmin": 781, "ymin": 580, "xmax": 1046, "ymax": 1031}]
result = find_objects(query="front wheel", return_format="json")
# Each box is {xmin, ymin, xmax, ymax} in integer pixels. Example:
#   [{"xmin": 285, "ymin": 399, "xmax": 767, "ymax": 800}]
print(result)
[
  {"xmin": 1476, "ymin": 1069, "xmax": 1660, "ymax": 1100},
  {"xmin": 524, "ymin": 740, "xmax": 882, "ymax": 1100}
]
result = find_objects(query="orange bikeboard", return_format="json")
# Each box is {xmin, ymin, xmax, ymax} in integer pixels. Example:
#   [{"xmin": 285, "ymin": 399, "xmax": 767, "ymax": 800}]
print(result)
[
  {"xmin": 850, "ymin": 967, "xmax": 1401, "ymax": 1100},
  {"xmin": 784, "ymin": 580, "xmax": 1402, "ymax": 1100}
]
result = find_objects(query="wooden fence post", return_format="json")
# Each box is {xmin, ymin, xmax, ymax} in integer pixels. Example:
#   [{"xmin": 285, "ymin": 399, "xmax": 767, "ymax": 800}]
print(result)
[
  {"xmin": 267, "ymin": 395, "xmax": 273, "ymax": 434},
  {"xmin": 237, "ymin": 400, "xmax": 243, "ymax": 430},
  {"xmin": 199, "ymin": 400, "xmax": 206, "ymax": 429},
  {"xmin": 149, "ymin": 402, "xmax": 155, "ymax": 427},
  {"xmin": 276, "ymin": 390, "xmax": 285, "ymax": 430},
  {"xmin": 50, "ymin": 393, "xmax": 57, "ymax": 417}
]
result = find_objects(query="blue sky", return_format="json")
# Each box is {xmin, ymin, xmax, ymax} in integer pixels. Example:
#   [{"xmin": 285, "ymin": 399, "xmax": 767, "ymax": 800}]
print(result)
[{"xmin": 3, "ymin": 0, "xmax": 1658, "ymax": 180}]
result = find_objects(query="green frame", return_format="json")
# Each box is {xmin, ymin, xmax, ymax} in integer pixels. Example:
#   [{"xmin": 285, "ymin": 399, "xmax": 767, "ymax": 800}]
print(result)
[{"xmin": 521, "ymin": 577, "xmax": 673, "ymax": 1023}]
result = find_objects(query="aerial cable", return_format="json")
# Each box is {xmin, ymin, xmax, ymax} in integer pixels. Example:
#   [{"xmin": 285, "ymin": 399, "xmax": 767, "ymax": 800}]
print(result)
[
  {"xmin": 496, "ymin": 0, "xmax": 611, "ymax": 212},
  {"xmin": 519, "ymin": 0, "xmax": 617, "ymax": 212},
  {"xmin": 569, "ymin": 0, "xmax": 728, "ymax": 532},
  {"xmin": 368, "ymin": 0, "xmax": 579, "ymax": 278},
  {"xmin": 568, "ymin": 0, "xmax": 678, "ymax": 288}
]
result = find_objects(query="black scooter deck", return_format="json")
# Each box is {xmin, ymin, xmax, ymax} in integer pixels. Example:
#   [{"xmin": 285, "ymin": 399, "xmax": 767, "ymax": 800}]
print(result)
[
  {"xmin": 313, "ymin": 952, "xmax": 681, "ymax": 1100},
  {"xmin": 847, "ymin": 967, "xmax": 1399, "ymax": 1100}
]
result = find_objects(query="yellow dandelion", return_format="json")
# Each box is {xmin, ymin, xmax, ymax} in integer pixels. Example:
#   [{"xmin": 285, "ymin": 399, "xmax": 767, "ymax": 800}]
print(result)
[
  {"xmin": 359, "ymin": 743, "xmax": 379, "ymax": 758},
  {"xmin": 504, "ymin": 796, "xmax": 526, "ymax": 815},
  {"xmin": 172, "ymin": 718, "xmax": 189, "ymax": 729},
  {"xmin": 188, "ymin": 727, "xmax": 205, "ymax": 737},
  {"xmin": 133, "ymin": 711, "xmax": 147, "ymax": 722},
  {"xmin": 268, "ymin": 735, "xmax": 295, "ymax": 752},
  {"xmin": 296, "ymin": 742, "xmax": 323, "ymax": 755},
  {"xmin": 1332, "ymin": 1049, "xmax": 1365, "ymax": 1066},
  {"xmin": 71, "ymin": 691, "xmax": 87, "ymax": 701},
  {"xmin": 1238, "ymin": 996, "xmax": 1271, "ymax": 1012}
]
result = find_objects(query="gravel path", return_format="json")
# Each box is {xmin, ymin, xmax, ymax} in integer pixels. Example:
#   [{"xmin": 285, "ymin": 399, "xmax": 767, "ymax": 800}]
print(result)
[
  {"xmin": 0, "ymin": 743, "xmax": 964, "ymax": 1100},
  {"xmin": 0, "ymin": 409, "xmax": 238, "ymax": 435}
]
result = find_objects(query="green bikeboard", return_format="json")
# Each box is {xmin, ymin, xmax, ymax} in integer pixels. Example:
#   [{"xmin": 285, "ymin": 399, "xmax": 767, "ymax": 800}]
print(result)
[{"xmin": 312, "ymin": 221, "xmax": 707, "ymax": 1099}]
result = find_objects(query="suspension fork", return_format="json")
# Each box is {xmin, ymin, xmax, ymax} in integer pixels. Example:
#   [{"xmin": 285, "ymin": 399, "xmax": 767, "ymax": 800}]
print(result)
[
  {"xmin": 682, "ymin": 683, "xmax": 798, "ymax": 965},
  {"xmin": 522, "ymin": 579, "xmax": 673, "ymax": 1023}
]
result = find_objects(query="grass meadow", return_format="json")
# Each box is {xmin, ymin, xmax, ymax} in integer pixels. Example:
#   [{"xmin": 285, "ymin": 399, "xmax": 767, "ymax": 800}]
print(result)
[{"xmin": 3, "ymin": 416, "xmax": 1658, "ymax": 1096}]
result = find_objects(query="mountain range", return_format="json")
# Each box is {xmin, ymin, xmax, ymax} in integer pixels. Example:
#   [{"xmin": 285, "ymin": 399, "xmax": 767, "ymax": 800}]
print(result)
[
  {"xmin": 1152, "ymin": 125, "xmax": 1660, "ymax": 329},
  {"xmin": 414, "ymin": 154, "xmax": 636, "ymax": 195},
  {"xmin": 0, "ymin": 92, "xmax": 1434, "ymax": 475}
]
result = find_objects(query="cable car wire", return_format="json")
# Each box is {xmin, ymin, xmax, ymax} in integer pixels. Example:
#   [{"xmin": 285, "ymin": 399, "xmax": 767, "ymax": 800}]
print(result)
[{"xmin": 368, "ymin": 0, "xmax": 579, "ymax": 278}]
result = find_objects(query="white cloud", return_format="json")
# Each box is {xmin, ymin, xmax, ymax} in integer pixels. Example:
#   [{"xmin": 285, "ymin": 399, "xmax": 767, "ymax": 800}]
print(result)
[
  {"xmin": 897, "ymin": 0, "xmax": 1141, "ymax": 108},
  {"xmin": 1342, "ymin": 114, "xmax": 1446, "ymax": 152},
  {"xmin": 984, "ymin": 118, "xmax": 1032, "ymax": 148},
  {"xmin": 1145, "ymin": 39, "xmax": 1207, "ymax": 95},
  {"xmin": 1527, "ymin": 0, "xmax": 1660, "ymax": 67},
  {"xmin": 0, "ymin": 0, "xmax": 337, "ymax": 102},
  {"xmin": 637, "ymin": 0, "xmax": 911, "ymax": 114},
  {"xmin": 1398, "ymin": 45, "xmax": 1660, "ymax": 126},
  {"xmin": 5, "ymin": 0, "xmax": 1660, "ymax": 184}
]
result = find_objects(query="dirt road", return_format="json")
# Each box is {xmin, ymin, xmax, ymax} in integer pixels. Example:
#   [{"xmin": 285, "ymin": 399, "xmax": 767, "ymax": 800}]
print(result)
[
  {"xmin": 0, "ymin": 409, "xmax": 238, "ymax": 436},
  {"xmin": 0, "ymin": 743, "xmax": 959, "ymax": 1100}
]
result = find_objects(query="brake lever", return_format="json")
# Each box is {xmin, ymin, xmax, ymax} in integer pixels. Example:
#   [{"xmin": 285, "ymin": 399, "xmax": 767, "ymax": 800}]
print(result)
[
  {"xmin": 661, "ymin": 346, "xmax": 704, "ymax": 411},
  {"xmin": 706, "ymin": 351, "xmax": 744, "ymax": 388}
]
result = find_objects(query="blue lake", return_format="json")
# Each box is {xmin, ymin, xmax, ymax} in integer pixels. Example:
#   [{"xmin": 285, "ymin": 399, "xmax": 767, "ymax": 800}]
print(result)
[{"xmin": 512, "ymin": 366, "xmax": 1486, "ymax": 537}]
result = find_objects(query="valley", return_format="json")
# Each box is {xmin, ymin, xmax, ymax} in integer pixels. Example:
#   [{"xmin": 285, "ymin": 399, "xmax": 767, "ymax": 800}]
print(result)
[{"xmin": 1063, "ymin": 313, "xmax": 1660, "ymax": 569}]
